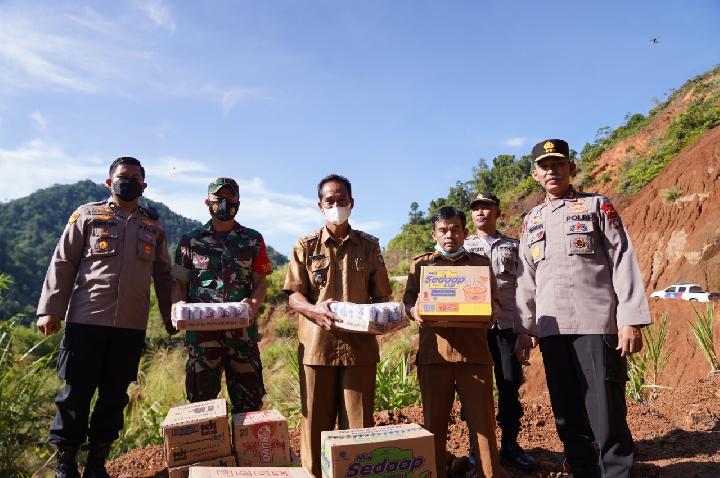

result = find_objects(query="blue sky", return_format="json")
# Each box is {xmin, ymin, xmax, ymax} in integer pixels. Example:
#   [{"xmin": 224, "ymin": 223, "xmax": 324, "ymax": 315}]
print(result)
[{"xmin": 0, "ymin": 0, "xmax": 718, "ymax": 255}]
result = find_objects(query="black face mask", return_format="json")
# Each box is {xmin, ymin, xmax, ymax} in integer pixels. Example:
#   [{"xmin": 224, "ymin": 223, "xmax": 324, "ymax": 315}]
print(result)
[
  {"xmin": 209, "ymin": 198, "xmax": 239, "ymax": 221},
  {"xmin": 112, "ymin": 179, "xmax": 143, "ymax": 202}
]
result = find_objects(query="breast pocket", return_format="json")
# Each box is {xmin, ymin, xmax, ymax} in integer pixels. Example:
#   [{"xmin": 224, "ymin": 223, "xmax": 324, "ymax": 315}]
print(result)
[
  {"xmin": 86, "ymin": 225, "xmax": 118, "ymax": 257},
  {"xmin": 137, "ymin": 234, "xmax": 156, "ymax": 261},
  {"xmin": 565, "ymin": 220, "xmax": 595, "ymax": 255},
  {"xmin": 309, "ymin": 257, "xmax": 330, "ymax": 289},
  {"xmin": 527, "ymin": 230, "xmax": 545, "ymax": 264},
  {"xmin": 497, "ymin": 247, "xmax": 517, "ymax": 275}
]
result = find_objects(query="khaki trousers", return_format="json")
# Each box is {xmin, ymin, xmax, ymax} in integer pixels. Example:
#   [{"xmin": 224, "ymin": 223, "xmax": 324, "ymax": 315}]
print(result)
[
  {"xmin": 419, "ymin": 363, "xmax": 501, "ymax": 478},
  {"xmin": 300, "ymin": 364, "xmax": 376, "ymax": 478}
]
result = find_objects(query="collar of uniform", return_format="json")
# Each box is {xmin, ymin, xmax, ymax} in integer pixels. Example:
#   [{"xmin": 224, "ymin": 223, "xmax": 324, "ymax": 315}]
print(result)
[
  {"xmin": 200, "ymin": 220, "xmax": 242, "ymax": 238},
  {"xmin": 431, "ymin": 249, "xmax": 469, "ymax": 263},
  {"xmin": 545, "ymin": 186, "xmax": 578, "ymax": 211},
  {"xmin": 106, "ymin": 196, "xmax": 142, "ymax": 215},
  {"xmin": 320, "ymin": 225, "xmax": 355, "ymax": 245}
]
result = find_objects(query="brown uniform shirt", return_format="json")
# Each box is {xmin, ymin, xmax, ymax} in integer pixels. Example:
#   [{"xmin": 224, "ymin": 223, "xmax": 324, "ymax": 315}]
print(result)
[
  {"xmin": 283, "ymin": 226, "xmax": 392, "ymax": 366},
  {"xmin": 515, "ymin": 188, "xmax": 651, "ymax": 337},
  {"xmin": 37, "ymin": 198, "xmax": 173, "ymax": 331},
  {"xmin": 402, "ymin": 251, "xmax": 502, "ymax": 366}
]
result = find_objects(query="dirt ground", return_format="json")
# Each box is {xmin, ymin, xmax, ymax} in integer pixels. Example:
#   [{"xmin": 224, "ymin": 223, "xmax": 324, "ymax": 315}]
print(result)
[{"xmin": 106, "ymin": 374, "xmax": 720, "ymax": 478}]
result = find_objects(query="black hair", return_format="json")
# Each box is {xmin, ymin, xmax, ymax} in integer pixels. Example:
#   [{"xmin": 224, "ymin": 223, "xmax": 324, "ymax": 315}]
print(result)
[
  {"xmin": 431, "ymin": 206, "xmax": 467, "ymax": 229},
  {"xmin": 109, "ymin": 156, "xmax": 145, "ymax": 179},
  {"xmin": 317, "ymin": 174, "xmax": 352, "ymax": 200}
]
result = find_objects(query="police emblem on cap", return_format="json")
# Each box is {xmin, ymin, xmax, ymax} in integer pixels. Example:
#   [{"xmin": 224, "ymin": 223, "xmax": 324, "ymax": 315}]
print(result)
[{"xmin": 543, "ymin": 141, "xmax": 555, "ymax": 152}]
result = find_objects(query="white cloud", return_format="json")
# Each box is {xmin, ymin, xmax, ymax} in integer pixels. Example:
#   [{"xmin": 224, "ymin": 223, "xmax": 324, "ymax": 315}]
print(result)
[
  {"xmin": 503, "ymin": 137, "xmax": 528, "ymax": 148},
  {"xmin": 0, "ymin": 139, "xmax": 106, "ymax": 201},
  {"xmin": 30, "ymin": 111, "xmax": 49, "ymax": 132},
  {"xmin": 133, "ymin": 0, "xmax": 176, "ymax": 31},
  {"xmin": 351, "ymin": 220, "xmax": 384, "ymax": 232},
  {"xmin": 220, "ymin": 87, "xmax": 270, "ymax": 114}
]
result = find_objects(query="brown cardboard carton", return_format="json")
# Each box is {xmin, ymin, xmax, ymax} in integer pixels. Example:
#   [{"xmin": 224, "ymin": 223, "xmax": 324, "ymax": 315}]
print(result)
[
  {"xmin": 173, "ymin": 303, "xmax": 251, "ymax": 331},
  {"xmin": 168, "ymin": 455, "xmax": 237, "ymax": 478},
  {"xmin": 320, "ymin": 423, "xmax": 436, "ymax": 478},
  {"xmin": 417, "ymin": 265, "xmax": 492, "ymax": 326},
  {"xmin": 232, "ymin": 410, "xmax": 291, "ymax": 466},
  {"xmin": 189, "ymin": 467, "xmax": 313, "ymax": 478},
  {"xmin": 163, "ymin": 399, "xmax": 232, "ymax": 467}
]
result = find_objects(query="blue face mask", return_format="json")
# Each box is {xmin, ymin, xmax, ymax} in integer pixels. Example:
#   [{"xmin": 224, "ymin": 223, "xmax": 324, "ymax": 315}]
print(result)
[{"xmin": 434, "ymin": 244, "xmax": 465, "ymax": 258}]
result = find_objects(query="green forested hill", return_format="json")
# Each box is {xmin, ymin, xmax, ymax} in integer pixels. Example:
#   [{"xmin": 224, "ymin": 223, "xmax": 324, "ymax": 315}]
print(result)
[{"xmin": 0, "ymin": 180, "xmax": 287, "ymax": 322}]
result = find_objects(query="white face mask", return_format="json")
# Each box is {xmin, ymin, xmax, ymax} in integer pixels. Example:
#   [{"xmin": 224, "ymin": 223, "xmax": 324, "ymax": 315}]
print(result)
[{"xmin": 323, "ymin": 205, "xmax": 351, "ymax": 225}]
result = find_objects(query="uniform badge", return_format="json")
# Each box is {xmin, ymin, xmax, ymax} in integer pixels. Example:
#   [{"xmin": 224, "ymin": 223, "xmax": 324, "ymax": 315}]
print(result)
[
  {"xmin": 600, "ymin": 202, "xmax": 622, "ymax": 228},
  {"xmin": 543, "ymin": 141, "xmax": 555, "ymax": 152},
  {"xmin": 97, "ymin": 214, "xmax": 112, "ymax": 220},
  {"xmin": 68, "ymin": 211, "xmax": 80, "ymax": 225},
  {"xmin": 144, "ymin": 244, "xmax": 153, "ymax": 255},
  {"xmin": 531, "ymin": 244, "xmax": 542, "ymax": 262},
  {"xmin": 142, "ymin": 219, "xmax": 156, "ymax": 227},
  {"xmin": 568, "ymin": 222, "xmax": 590, "ymax": 233},
  {"xmin": 95, "ymin": 206, "xmax": 112, "ymax": 213},
  {"xmin": 568, "ymin": 200, "xmax": 587, "ymax": 213},
  {"xmin": 142, "ymin": 231, "xmax": 154, "ymax": 242},
  {"xmin": 569, "ymin": 236, "xmax": 594, "ymax": 254},
  {"xmin": 98, "ymin": 240, "xmax": 109, "ymax": 250},
  {"xmin": 99, "ymin": 228, "xmax": 110, "ymax": 236}
]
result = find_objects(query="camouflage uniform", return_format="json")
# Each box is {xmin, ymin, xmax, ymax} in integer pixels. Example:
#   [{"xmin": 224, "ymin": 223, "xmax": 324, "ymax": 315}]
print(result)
[{"xmin": 173, "ymin": 221, "xmax": 273, "ymax": 413}]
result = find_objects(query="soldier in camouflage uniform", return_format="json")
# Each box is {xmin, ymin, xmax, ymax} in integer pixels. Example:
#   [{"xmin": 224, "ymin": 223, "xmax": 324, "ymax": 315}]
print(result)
[{"xmin": 172, "ymin": 177, "xmax": 273, "ymax": 413}]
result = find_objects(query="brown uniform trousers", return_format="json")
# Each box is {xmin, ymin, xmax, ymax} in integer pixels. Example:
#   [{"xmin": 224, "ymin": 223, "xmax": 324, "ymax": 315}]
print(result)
[
  {"xmin": 284, "ymin": 226, "xmax": 391, "ymax": 477},
  {"xmin": 404, "ymin": 251, "xmax": 503, "ymax": 478}
]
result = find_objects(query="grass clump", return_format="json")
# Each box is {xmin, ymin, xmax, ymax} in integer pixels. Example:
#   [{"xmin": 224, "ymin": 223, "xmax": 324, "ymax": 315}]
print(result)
[
  {"xmin": 269, "ymin": 315, "xmax": 297, "ymax": 339},
  {"xmin": 689, "ymin": 304, "xmax": 720, "ymax": 376},
  {"xmin": 374, "ymin": 347, "xmax": 420, "ymax": 411},
  {"xmin": 0, "ymin": 320, "xmax": 58, "ymax": 476},
  {"xmin": 626, "ymin": 314, "xmax": 672, "ymax": 402},
  {"xmin": 660, "ymin": 187, "xmax": 680, "ymax": 202}
]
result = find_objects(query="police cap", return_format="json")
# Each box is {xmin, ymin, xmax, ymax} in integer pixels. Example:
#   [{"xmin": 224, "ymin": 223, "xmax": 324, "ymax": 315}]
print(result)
[{"xmin": 532, "ymin": 139, "xmax": 570, "ymax": 162}]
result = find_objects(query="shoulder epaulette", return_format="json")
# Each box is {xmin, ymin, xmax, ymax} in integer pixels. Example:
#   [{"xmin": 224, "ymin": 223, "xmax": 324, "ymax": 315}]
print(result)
[
  {"xmin": 355, "ymin": 230, "xmax": 380, "ymax": 243},
  {"xmin": 412, "ymin": 252, "xmax": 432, "ymax": 261},
  {"xmin": 299, "ymin": 230, "xmax": 321, "ymax": 244}
]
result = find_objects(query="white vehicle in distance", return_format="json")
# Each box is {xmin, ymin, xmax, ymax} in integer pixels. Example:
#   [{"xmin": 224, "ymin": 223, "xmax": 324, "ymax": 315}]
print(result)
[{"xmin": 650, "ymin": 283, "xmax": 720, "ymax": 302}]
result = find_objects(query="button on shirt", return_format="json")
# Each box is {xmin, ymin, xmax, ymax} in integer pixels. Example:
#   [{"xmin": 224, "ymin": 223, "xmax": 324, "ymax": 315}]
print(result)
[
  {"xmin": 37, "ymin": 198, "xmax": 173, "ymax": 331},
  {"xmin": 465, "ymin": 232, "xmax": 520, "ymax": 330},
  {"xmin": 402, "ymin": 251, "xmax": 502, "ymax": 366},
  {"xmin": 172, "ymin": 221, "xmax": 273, "ymax": 346},
  {"xmin": 283, "ymin": 227, "xmax": 392, "ymax": 366},
  {"xmin": 515, "ymin": 187, "xmax": 651, "ymax": 337}
]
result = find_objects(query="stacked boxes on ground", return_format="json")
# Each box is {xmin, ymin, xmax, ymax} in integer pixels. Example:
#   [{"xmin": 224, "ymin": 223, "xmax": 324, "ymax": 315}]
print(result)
[
  {"xmin": 320, "ymin": 424, "xmax": 436, "ymax": 478},
  {"xmin": 232, "ymin": 410, "xmax": 291, "ymax": 466},
  {"xmin": 189, "ymin": 467, "xmax": 312, "ymax": 478},
  {"xmin": 162, "ymin": 399, "xmax": 234, "ymax": 471},
  {"xmin": 163, "ymin": 400, "xmax": 293, "ymax": 475}
]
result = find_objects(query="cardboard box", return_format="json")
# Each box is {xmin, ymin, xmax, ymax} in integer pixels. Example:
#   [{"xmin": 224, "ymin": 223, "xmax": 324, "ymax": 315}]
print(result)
[
  {"xmin": 417, "ymin": 265, "xmax": 492, "ymax": 326},
  {"xmin": 168, "ymin": 455, "xmax": 237, "ymax": 478},
  {"xmin": 232, "ymin": 410, "xmax": 291, "ymax": 466},
  {"xmin": 163, "ymin": 399, "xmax": 232, "ymax": 467},
  {"xmin": 173, "ymin": 303, "xmax": 251, "ymax": 331},
  {"xmin": 330, "ymin": 302, "xmax": 408, "ymax": 335},
  {"xmin": 189, "ymin": 467, "xmax": 313, "ymax": 478},
  {"xmin": 320, "ymin": 423, "xmax": 436, "ymax": 478}
]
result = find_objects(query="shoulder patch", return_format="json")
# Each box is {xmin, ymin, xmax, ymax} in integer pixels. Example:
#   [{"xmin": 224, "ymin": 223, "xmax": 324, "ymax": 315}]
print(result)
[
  {"xmin": 355, "ymin": 230, "xmax": 380, "ymax": 243},
  {"xmin": 68, "ymin": 209, "xmax": 81, "ymax": 225}
]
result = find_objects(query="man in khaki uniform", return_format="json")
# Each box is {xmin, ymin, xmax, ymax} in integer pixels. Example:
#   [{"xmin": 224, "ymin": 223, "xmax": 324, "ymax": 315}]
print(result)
[
  {"xmin": 37, "ymin": 157, "xmax": 173, "ymax": 478},
  {"xmin": 284, "ymin": 174, "xmax": 391, "ymax": 478},
  {"xmin": 464, "ymin": 192, "xmax": 537, "ymax": 471},
  {"xmin": 515, "ymin": 139, "xmax": 651, "ymax": 478},
  {"xmin": 403, "ymin": 206, "xmax": 504, "ymax": 478}
]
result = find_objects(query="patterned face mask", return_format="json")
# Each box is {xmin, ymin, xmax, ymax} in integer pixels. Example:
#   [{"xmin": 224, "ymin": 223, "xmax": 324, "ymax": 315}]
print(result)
[{"xmin": 208, "ymin": 198, "xmax": 239, "ymax": 221}]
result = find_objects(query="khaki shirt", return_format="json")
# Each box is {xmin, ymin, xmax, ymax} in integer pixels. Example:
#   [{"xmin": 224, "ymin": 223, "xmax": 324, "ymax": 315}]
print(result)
[
  {"xmin": 283, "ymin": 226, "xmax": 392, "ymax": 366},
  {"xmin": 515, "ymin": 188, "xmax": 651, "ymax": 338},
  {"xmin": 464, "ymin": 232, "xmax": 519, "ymax": 330},
  {"xmin": 37, "ymin": 198, "xmax": 173, "ymax": 331},
  {"xmin": 402, "ymin": 251, "xmax": 502, "ymax": 366}
]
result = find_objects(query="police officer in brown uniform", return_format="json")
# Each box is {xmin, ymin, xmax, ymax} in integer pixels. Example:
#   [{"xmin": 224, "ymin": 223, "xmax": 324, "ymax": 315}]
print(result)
[
  {"xmin": 515, "ymin": 140, "xmax": 651, "ymax": 478},
  {"xmin": 283, "ymin": 174, "xmax": 391, "ymax": 478},
  {"xmin": 403, "ymin": 206, "xmax": 504, "ymax": 478},
  {"xmin": 464, "ymin": 192, "xmax": 537, "ymax": 471},
  {"xmin": 37, "ymin": 157, "xmax": 174, "ymax": 478}
]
